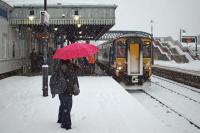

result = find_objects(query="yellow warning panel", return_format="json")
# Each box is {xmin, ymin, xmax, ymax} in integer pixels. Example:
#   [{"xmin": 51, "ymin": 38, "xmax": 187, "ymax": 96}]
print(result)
[
  {"xmin": 116, "ymin": 58, "xmax": 126, "ymax": 63},
  {"xmin": 129, "ymin": 43, "xmax": 140, "ymax": 74},
  {"xmin": 130, "ymin": 44, "xmax": 139, "ymax": 58}
]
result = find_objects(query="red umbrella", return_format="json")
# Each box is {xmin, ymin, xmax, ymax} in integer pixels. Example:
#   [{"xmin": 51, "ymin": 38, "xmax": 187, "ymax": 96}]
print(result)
[{"xmin": 52, "ymin": 43, "xmax": 99, "ymax": 60}]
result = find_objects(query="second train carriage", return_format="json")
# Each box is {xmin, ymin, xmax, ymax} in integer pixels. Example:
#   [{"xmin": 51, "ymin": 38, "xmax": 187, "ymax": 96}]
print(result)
[{"xmin": 97, "ymin": 31, "xmax": 153, "ymax": 84}]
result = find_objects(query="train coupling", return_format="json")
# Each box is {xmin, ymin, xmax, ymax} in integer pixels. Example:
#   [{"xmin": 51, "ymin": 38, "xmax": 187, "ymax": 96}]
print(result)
[{"xmin": 131, "ymin": 76, "xmax": 139, "ymax": 83}]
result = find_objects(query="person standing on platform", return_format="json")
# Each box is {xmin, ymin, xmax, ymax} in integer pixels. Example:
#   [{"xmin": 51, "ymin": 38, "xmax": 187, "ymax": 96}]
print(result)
[
  {"xmin": 87, "ymin": 55, "xmax": 96, "ymax": 74},
  {"xmin": 50, "ymin": 60, "xmax": 80, "ymax": 130},
  {"xmin": 29, "ymin": 48, "xmax": 37, "ymax": 72},
  {"xmin": 82, "ymin": 57, "xmax": 89, "ymax": 75}
]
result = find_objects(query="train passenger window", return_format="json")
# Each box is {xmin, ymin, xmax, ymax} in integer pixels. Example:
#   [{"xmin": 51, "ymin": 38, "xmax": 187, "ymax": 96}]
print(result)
[{"xmin": 143, "ymin": 44, "xmax": 151, "ymax": 58}]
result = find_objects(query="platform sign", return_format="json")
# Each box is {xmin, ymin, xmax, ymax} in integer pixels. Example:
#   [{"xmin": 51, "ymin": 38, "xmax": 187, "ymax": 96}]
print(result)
[
  {"xmin": 181, "ymin": 36, "xmax": 196, "ymax": 44},
  {"xmin": 40, "ymin": 11, "xmax": 49, "ymax": 26}
]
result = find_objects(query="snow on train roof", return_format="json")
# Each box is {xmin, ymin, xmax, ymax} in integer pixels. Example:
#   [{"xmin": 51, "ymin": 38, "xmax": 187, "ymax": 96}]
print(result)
[
  {"xmin": 98, "ymin": 32, "xmax": 153, "ymax": 46},
  {"xmin": 118, "ymin": 32, "xmax": 152, "ymax": 39},
  {"xmin": 2, "ymin": 0, "xmax": 115, "ymax": 7}
]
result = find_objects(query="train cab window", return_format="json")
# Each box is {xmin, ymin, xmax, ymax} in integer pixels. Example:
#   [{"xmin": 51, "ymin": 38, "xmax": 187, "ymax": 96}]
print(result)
[
  {"xmin": 143, "ymin": 44, "xmax": 151, "ymax": 58},
  {"xmin": 116, "ymin": 45, "xmax": 126, "ymax": 58}
]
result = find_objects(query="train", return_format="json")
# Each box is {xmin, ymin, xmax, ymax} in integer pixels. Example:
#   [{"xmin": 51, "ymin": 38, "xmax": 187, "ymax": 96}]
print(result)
[{"xmin": 97, "ymin": 31, "xmax": 153, "ymax": 85}]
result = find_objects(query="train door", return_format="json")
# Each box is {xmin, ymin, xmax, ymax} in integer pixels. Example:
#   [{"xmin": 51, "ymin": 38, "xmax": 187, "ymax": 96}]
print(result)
[{"xmin": 128, "ymin": 43, "xmax": 143, "ymax": 75}]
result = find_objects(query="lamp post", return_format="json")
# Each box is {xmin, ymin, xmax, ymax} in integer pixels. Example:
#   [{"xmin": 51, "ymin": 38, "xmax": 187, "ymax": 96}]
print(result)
[
  {"xmin": 42, "ymin": 0, "xmax": 48, "ymax": 97},
  {"xmin": 150, "ymin": 20, "xmax": 154, "ymax": 36},
  {"xmin": 180, "ymin": 29, "xmax": 186, "ymax": 43},
  {"xmin": 150, "ymin": 20, "xmax": 154, "ymax": 65}
]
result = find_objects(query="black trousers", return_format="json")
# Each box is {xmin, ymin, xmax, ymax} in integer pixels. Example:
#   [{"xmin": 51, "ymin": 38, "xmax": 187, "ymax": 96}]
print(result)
[{"xmin": 58, "ymin": 94, "xmax": 72, "ymax": 128}]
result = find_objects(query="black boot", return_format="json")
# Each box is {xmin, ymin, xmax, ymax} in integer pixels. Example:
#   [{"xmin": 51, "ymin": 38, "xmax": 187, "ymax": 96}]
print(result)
[
  {"xmin": 57, "ymin": 120, "xmax": 62, "ymax": 123},
  {"xmin": 66, "ymin": 127, "xmax": 71, "ymax": 130}
]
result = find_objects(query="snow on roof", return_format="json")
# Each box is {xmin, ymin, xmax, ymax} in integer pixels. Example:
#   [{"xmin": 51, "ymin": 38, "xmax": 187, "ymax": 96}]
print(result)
[{"xmin": 3, "ymin": 0, "xmax": 116, "ymax": 7}]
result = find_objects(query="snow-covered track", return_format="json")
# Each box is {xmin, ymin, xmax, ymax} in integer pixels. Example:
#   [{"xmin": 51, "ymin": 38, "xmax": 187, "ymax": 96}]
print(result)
[
  {"xmin": 138, "ymin": 75, "xmax": 200, "ymax": 129},
  {"xmin": 140, "ymin": 90, "xmax": 200, "ymax": 129},
  {"xmin": 152, "ymin": 75, "xmax": 200, "ymax": 94},
  {"xmin": 151, "ymin": 76, "xmax": 200, "ymax": 105},
  {"xmin": 126, "ymin": 75, "xmax": 200, "ymax": 130}
]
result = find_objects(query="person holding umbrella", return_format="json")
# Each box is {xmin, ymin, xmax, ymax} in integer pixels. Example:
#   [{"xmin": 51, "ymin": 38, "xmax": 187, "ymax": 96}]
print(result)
[
  {"xmin": 50, "ymin": 59, "xmax": 80, "ymax": 130},
  {"xmin": 51, "ymin": 42, "xmax": 98, "ymax": 130}
]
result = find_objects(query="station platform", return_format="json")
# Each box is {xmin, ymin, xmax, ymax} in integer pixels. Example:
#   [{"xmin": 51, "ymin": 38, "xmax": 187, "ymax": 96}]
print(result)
[
  {"xmin": 153, "ymin": 64, "xmax": 200, "ymax": 89},
  {"xmin": 0, "ymin": 76, "xmax": 172, "ymax": 133},
  {"xmin": 153, "ymin": 64, "xmax": 200, "ymax": 76}
]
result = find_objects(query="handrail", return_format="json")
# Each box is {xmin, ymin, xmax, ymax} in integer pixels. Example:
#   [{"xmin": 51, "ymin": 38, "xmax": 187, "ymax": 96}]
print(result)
[
  {"xmin": 159, "ymin": 36, "xmax": 196, "ymax": 60},
  {"xmin": 154, "ymin": 41, "xmax": 171, "ymax": 60}
]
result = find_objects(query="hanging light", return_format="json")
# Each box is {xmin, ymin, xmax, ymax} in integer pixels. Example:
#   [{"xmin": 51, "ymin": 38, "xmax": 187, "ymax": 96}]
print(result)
[
  {"xmin": 54, "ymin": 27, "xmax": 58, "ymax": 31},
  {"xmin": 61, "ymin": 14, "xmax": 65, "ymax": 18},
  {"xmin": 77, "ymin": 23, "xmax": 81, "ymax": 28},
  {"xmin": 28, "ymin": 10, "xmax": 35, "ymax": 21},
  {"xmin": 73, "ymin": 10, "xmax": 80, "ymax": 21}
]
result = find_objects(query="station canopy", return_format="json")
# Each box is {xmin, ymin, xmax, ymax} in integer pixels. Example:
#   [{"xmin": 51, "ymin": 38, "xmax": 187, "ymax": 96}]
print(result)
[{"xmin": 8, "ymin": 2, "xmax": 117, "ymax": 42}]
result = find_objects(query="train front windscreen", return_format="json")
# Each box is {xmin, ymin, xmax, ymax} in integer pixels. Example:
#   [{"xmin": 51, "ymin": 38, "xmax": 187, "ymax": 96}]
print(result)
[
  {"xmin": 116, "ymin": 45, "xmax": 126, "ymax": 58},
  {"xmin": 143, "ymin": 44, "xmax": 151, "ymax": 58}
]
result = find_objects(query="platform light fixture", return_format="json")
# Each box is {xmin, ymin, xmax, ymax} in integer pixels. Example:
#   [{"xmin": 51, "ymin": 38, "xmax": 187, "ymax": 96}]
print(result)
[
  {"xmin": 54, "ymin": 27, "xmax": 58, "ymax": 31},
  {"xmin": 28, "ymin": 10, "xmax": 35, "ymax": 21},
  {"xmin": 61, "ymin": 13, "xmax": 65, "ymax": 18},
  {"xmin": 77, "ymin": 23, "xmax": 81, "ymax": 28},
  {"xmin": 73, "ymin": 10, "xmax": 80, "ymax": 21}
]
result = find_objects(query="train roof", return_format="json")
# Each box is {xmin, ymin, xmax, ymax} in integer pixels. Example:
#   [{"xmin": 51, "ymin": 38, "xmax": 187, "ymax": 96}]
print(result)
[
  {"xmin": 98, "ymin": 31, "xmax": 153, "ymax": 46},
  {"xmin": 115, "ymin": 31, "xmax": 153, "ymax": 40}
]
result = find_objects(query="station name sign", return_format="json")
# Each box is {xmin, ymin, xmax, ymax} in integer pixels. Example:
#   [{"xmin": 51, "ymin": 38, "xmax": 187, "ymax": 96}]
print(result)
[{"xmin": 181, "ymin": 36, "xmax": 196, "ymax": 43}]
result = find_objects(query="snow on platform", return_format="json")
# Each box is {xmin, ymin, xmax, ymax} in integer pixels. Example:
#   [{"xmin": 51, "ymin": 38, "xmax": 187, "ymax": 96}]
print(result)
[{"xmin": 0, "ymin": 76, "xmax": 172, "ymax": 133}]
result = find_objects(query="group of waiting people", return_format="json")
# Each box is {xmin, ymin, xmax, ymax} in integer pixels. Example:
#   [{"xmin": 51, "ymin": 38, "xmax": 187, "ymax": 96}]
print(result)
[
  {"xmin": 29, "ymin": 48, "xmax": 54, "ymax": 73},
  {"xmin": 29, "ymin": 48, "xmax": 96, "ymax": 75},
  {"xmin": 81, "ymin": 55, "xmax": 96, "ymax": 75},
  {"xmin": 29, "ymin": 48, "xmax": 43, "ymax": 72}
]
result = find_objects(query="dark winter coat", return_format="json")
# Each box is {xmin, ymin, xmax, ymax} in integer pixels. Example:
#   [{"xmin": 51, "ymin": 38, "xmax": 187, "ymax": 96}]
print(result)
[
  {"xmin": 50, "ymin": 68, "xmax": 67, "ymax": 98},
  {"xmin": 61, "ymin": 63, "xmax": 79, "ymax": 95},
  {"xmin": 50, "ymin": 61, "xmax": 79, "ymax": 98}
]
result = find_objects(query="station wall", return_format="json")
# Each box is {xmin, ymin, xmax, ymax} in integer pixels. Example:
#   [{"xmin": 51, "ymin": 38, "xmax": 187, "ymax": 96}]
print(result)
[{"xmin": 0, "ymin": 15, "xmax": 29, "ymax": 74}]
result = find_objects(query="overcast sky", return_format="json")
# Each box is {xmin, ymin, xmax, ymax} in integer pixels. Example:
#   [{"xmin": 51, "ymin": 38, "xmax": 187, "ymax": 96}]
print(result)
[
  {"xmin": 111, "ymin": 0, "xmax": 200, "ymax": 40},
  {"xmin": 3, "ymin": 0, "xmax": 200, "ymax": 40}
]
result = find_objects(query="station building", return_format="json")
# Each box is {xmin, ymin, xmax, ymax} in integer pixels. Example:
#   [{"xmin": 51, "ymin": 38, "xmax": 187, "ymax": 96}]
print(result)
[{"xmin": 0, "ymin": 0, "xmax": 117, "ymax": 74}]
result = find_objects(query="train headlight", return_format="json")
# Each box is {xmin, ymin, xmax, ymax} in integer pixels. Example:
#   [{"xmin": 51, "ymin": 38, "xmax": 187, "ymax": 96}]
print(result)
[
  {"xmin": 144, "ymin": 66, "xmax": 151, "ymax": 70},
  {"xmin": 117, "ymin": 66, "xmax": 123, "ymax": 70},
  {"xmin": 144, "ymin": 61, "xmax": 151, "ymax": 70}
]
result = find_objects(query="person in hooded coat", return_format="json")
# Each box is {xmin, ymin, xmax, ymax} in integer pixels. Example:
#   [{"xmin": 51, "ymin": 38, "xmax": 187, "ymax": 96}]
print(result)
[{"xmin": 57, "ymin": 60, "xmax": 79, "ymax": 130}]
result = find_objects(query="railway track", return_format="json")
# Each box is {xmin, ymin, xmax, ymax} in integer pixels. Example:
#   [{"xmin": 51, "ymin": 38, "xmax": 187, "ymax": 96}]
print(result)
[
  {"xmin": 127, "ymin": 75, "xmax": 200, "ymax": 130},
  {"xmin": 151, "ymin": 76, "xmax": 200, "ymax": 105},
  {"xmin": 152, "ymin": 75, "xmax": 200, "ymax": 94},
  {"xmin": 152, "ymin": 65, "xmax": 200, "ymax": 89},
  {"xmin": 139, "ymin": 89, "xmax": 200, "ymax": 129}
]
